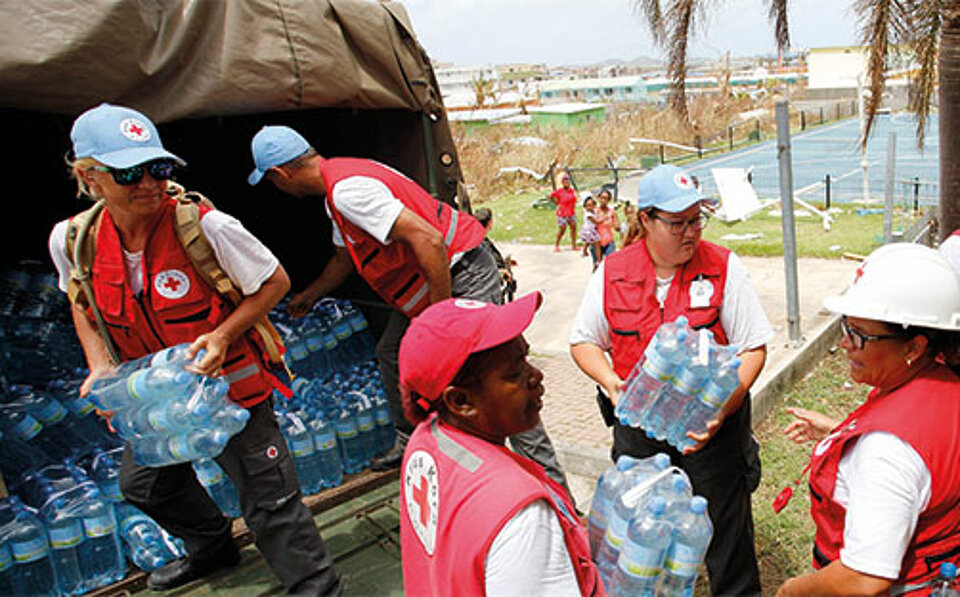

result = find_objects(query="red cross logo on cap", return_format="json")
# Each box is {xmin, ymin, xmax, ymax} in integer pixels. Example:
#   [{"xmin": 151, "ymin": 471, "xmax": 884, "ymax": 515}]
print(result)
[
  {"xmin": 265, "ymin": 445, "xmax": 279, "ymax": 459},
  {"xmin": 120, "ymin": 118, "xmax": 151, "ymax": 142},
  {"xmin": 674, "ymin": 173, "xmax": 693, "ymax": 189},
  {"xmin": 853, "ymin": 263, "xmax": 866, "ymax": 284}
]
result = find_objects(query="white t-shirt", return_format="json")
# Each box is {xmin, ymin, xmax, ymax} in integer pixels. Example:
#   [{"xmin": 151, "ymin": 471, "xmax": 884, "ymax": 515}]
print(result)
[
  {"xmin": 327, "ymin": 175, "xmax": 405, "ymax": 248},
  {"xmin": 569, "ymin": 251, "xmax": 774, "ymax": 353},
  {"xmin": 485, "ymin": 499, "xmax": 580, "ymax": 596},
  {"xmin": 834, "ymin": 431, "xmax": 932, "ymax": 579},
  {"xmin": 48, "ymin": 210, "xmax": 279, "ymax": 297}
]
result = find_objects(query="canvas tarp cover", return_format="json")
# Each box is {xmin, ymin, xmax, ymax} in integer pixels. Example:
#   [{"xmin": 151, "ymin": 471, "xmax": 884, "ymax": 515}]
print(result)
[{"xmin": 0, "ymin": 0, "xmax": 444, "ymax": 122}]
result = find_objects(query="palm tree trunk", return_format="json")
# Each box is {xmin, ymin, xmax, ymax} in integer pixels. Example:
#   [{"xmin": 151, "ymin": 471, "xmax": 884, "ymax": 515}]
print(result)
[{"xmin": 940, "ymin": 3, "xmax": 960, "ymax": 240}]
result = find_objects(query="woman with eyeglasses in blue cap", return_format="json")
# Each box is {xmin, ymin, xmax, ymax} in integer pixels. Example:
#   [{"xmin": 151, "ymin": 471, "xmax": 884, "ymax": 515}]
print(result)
[
  {"xmin": 569, "ymin": 164, "xmax": 773, "ymax": 595},
  {"xmin": 47, "ymin": 104, "xmax": 343, "ymax": 595}
]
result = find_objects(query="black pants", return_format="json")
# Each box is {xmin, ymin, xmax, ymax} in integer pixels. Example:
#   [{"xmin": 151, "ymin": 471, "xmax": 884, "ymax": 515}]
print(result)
[
  {"xmin": 119, "ymin": 398, "xmax": 343, "ymax": 596},
  {"xmin": 612, "ymin": 395, "xmax": 762, "ymax": 596}
]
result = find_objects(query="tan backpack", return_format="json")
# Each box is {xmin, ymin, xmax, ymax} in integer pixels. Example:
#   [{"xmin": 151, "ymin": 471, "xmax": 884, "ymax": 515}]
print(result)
[{"xmin": 65, "ymin": 183, "xmax": 286, "ymax": 367}]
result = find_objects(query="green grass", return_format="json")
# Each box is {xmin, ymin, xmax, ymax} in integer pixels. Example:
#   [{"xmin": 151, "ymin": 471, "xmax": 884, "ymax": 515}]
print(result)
[
  {"xmin": 478, "ymin": 189, "xmax": 923, "ymax": 258},
  {"xmin": 751, "ymin": 350, "xmax": 869, "ymax": 592}
]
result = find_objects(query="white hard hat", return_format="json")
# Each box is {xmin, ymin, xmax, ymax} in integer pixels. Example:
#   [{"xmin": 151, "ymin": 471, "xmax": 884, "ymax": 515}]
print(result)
[{"xmin": 823, "ymin": 243, "xmax": 960, "ymax": 330}]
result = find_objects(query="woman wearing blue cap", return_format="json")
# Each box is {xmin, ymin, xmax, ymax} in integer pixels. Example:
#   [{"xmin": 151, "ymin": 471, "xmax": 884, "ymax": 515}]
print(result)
[
  {"xmin": 47, "ymin": 104, "xmax": 343, "ymax": 594},
  {"xmin": 569, "ymin": 164, "xmax": 773, "ymax": 595}
]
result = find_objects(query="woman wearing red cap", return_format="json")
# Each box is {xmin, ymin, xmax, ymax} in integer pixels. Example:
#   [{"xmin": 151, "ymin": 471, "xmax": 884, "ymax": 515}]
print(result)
[{"xmin": 397, "ymin": 292, "xmax": 603, "ymax": 596}]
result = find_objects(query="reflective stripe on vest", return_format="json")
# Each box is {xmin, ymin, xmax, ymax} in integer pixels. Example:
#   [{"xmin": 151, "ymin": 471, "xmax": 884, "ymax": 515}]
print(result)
[
  {"xmin": 430, "ymin": 418, "xmax": 483, "ymax": 473},
  {"xmin": 223, "ymin": 364, "xmax": 260, "ymax": 385},
  {"xmin": 444, "ymin": 208, "xmax": 458, "ymax": 247},
  {"xmin": 399, "ymin": 283, "xmax": 430, "ymax": 315}
]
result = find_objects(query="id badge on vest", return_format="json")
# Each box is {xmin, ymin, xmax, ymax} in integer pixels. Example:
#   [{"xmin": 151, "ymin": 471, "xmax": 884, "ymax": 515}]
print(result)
[{"xmin": 689, "ymin": 276, "xmax": 714, "ymax": 308}]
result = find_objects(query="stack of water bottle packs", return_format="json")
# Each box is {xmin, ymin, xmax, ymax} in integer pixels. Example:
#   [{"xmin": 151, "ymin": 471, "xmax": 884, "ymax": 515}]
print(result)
[
  {"xmin": 589, "ymin": 454, "xmax": 714, "ymax": 597},
  {"xmin": 0, "ymin": 451, "xmax": 188, "ymax": 595},
  {"xmin": 87, "ymin": 344, "xmax": 249, "ymax": 467},
  {"xmin": 0, "ymin": 268, "xmax": 87, "ymax": 386},
  {"xmin": 616, "ymin": 316, "xmax": 742, "ymax": 450}
]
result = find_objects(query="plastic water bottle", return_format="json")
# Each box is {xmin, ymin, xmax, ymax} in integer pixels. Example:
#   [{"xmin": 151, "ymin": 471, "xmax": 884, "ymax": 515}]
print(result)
[
  {"xmin": 115, "ymin": 393, "xmax": 213, "ymax": 437},
  {"xmin": 660, "ymin": 331, "xmax": 713, "ymax": 444},
  {"xmin": 90, "ymin": 448, "xmax": 125, "ymax": 503},
  {"xmin": 343, "ymin": 301, "xmax": 375, "ymax": 358},
  {"xmin": 78, "ymin": 496, "xmax": 125, "ymax": 587},
  {"xmin": 40, "ymin": 496, "xmax": 86, "ymax": 596},
  {"xmin": 611, "ymin": 496, "xmax": 672, "ymax": 596},
  {"xmin": 0, "ymin": 539, "xmax": 15, "ymax": 596},
  {"xmin": 641, "ymin": 473, "xmax": 692, "ymax": 521},
  {"xmin": 658, "ymin": 496, "xmax": 713, "ymax": 597},
  {"xmin": 7, "ymin": 496, "xmax": 59, "ymax": 596},
  {"xmin": 308, "ymin": 410, "xmax": 343, "ymax": 489},
  {"xmin": 588, "ymin": 455, "xmax": 639, "ymax": 557},
  {"xmin": 676, "ymin": 353, "xmax": 741, "ymax": 452},
  {"xmin": 349, "ymin": 391, "xmax": 379, "ymax": 463},
  {"xmin": 133, "ymin": 429, "xmax": 230, "ymax": 466},
  {"xmin": 88, "ymin": 346, "xmax": 197, "ymax": 411},
  {"xmin": 371, "ymin": 387, "xmax": 395, "ymax": 455},
  {"xmin": 281, "ymin": 411, "xmax": 323, "ymax": 495},
  {"xmin": 930, "ymin": 562, "xmax": 960, "ymax": 597},
  {"xmin": 192, "ymin": 459, "xmax": 242, "ymax": 518},
  {"xmin": 596, "ymin": 453, "xmax": 672, "ymax": 585},
  {"xmin": 617, "ymin": 317, "xmax": 690, "ymax": 427},
  {"xmin": 116, "ymin": 503, "xmax": 181, "ymax": 572}
]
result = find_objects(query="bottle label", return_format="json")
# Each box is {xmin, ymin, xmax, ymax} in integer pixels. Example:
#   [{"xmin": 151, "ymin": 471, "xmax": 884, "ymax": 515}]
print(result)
[
  {"xmin": 101, "ymin": 479, "xmax": 123, "ymax": 502},
  {"xmin": 84, "ymin": 514, "xmax": 117, "ymax": 538},
  {"xmin": 306, "ymin": 337, "xmax": 324, "ymax": 352},
  {"xmin": 169, "ymin": 437, "xmax": 191, "ymax": 461},
  {"xmin": 699, "ymin": 391, "xmax": 723, "ymax": 409},
  {"xmin": 663, "ymin": 543, "xmax": 703, "ymax": 578},
  {"xmin": 196, "ymin": 467, "xmax": 222, "ymax": 486},
  {"xmin": 334, "ymin": 324, "xmax": 351, "ymax": 341},
  {"xmin": 315, "ymin": 434, "xmax": 337, "ymax": 450},
  {"xmin": 148, "ymin": 410, "xmax": 171, "ymax": 432},
  {"xmin": 127, "ymin": 371, "xmax": 146, "ymax": 401},
  {"xmin": 289, "ymin": 342, "xmax": 309, "ymax": 361},
  {"xmin": 336, "ymin": 425, "xmax": 358, "ymax": 439},
  {"xmin": 642, "ymin": 351, "xmax": 676, "ymax": 381},
  {"xmin": 323, "ymin": 336, "xmax": 338, "ymax": 350},
  {"xmin": 619, "ymin": 541, "xmax": 665, "ymax": 579},
  {"xmin": 375, "ymin": 411, "xmax": 390, "ymax": 425},
  {"xmin": 49, "ymin": 522, "xmax": 84, "ymax": 549},
  {"xmin": 12, "ymin": 537, "xmax": 48, "ymax": 563},
  {"xmin": 14, "ymin": 415, "xmax": 42, "ymax": 441},
  {"xmin": 604, "ymin": 514, "xmax": 629, "ymax": 550},
  {"xmin": 290, "ymin": 438, "xmax": 314, "ymax": 457},
  {"xmin": 69, "ymin": 396, "xmax": 96, "ymax": 416},
  {"xmin": 37, "ymin": 400, "xmax": 67, "ymax": 424},
  {"xmin": 0, "ymin": 544, "xmax": 11, "ymax": 571},
  {"xmin": 357, "ymin": 415, "xmax": 374, "ymax": 432}
]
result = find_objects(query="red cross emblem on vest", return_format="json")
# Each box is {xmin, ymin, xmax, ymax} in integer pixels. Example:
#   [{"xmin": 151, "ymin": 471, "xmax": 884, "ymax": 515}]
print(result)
[
  {"xmin": 154, "ymin": 269, "xmax": 190, "ymax": 300},
  {"xmin": 404, "ymin": 449, "xmax": 438, "ymax": 555}
]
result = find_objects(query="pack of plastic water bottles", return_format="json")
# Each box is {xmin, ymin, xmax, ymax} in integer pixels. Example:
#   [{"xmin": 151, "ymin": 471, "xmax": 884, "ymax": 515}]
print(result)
[
  {"xmin": 615, "ymin": 316, "xmax": 741, "ymax": 450},
  {"xmin": 588, "ymin": 454, "xmax": 714, "ymax": 596},
  {"xmin": 0, "ymin": 455, "xmax": 186, "ymax": 595},
  {"xmin": 272, "ymin": 359, "xmax": 396, "ymax": 498},
  {"xmin": 272, "ymin": 298, "xmax": 377, "ymax": 379},
  {"xmin": 87, "ymin": 344, "xmax": 249, "ymax": 467}
]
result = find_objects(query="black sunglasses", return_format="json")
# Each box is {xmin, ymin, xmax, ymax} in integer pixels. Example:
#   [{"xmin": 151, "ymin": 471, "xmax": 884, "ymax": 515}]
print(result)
[
  {"xmin": 89, "ymin": 159, "xmax": 177, "ymax": 186},
  {"xmin": 840, "ymin": 316, "xmax": 901, "ymax": 351},
  {"xmin": 648, "ymin": 211, "xmax": 710, "ymax": 235}
]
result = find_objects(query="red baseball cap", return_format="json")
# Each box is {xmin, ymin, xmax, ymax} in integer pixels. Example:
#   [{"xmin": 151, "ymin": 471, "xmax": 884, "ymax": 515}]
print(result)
[{"xmin": 399, "ymin": 292, "xmax": 543, "ymax": 405}]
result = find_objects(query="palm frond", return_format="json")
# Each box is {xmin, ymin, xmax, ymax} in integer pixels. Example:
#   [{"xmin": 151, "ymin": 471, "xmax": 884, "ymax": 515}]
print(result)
[
  {"xmin": 636, "ymin": 0, "xmax": 666, "ymax": 45},
  {"xmin": 854, "ymin": 0, "xmax": 895, "ymax": 147},
  {"xmin": 767, "ymin": 0, "xmax": 791, "ymax": 52},
  {"xmin": 901, "ymin": 0, "xmax": 941, "ymax": 148}
]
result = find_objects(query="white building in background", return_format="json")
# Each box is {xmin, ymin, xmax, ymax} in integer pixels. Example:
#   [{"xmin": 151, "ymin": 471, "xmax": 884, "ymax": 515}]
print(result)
[
  {"xmin": 434, "ymin": 64, "xmax": 500, "ymax": 109},
  {"xmin": 807, "ymin": 46, "xmax": 868, "ymax": 89}
]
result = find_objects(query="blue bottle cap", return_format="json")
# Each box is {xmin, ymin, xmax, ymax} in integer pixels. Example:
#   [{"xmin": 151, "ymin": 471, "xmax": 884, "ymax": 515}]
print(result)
[{"xmin": 691, "ymin": 496, "xmax": 708, "ymax": 514}]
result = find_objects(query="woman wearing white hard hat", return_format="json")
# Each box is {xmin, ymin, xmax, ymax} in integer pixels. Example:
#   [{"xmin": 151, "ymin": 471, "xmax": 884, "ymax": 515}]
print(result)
[
  {"xmin": 569, "ymin": 164, "xmax": 773, "ymax": 594},
  {"xmin": 778, "ymin": 243, "xmax": 960, "ymax": 596}
]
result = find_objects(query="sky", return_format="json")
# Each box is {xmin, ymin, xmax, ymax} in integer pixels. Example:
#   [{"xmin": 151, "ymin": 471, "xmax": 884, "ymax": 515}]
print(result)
[{"xmin": 400, "ymin": 0, "xmax": 861, "ymax": 67}]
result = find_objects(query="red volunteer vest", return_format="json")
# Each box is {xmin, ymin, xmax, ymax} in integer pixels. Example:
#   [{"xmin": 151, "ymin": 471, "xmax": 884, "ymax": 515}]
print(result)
[
  {"xmin": 318, "ymin": 158, "xmax": 486, "ymax": 317},
  {"xmin": 85, "ymin": 200, "xmax": 277, "ymax": 407},
  {"xmin": 808, "ymin": 363, "xmax": 960, "ymax": 592},
  {"xmin": 400, "ymin": 415, "xmax": 604, "ymax": 596},
  {"xmin": 603, "ymin": 240, "xmax": 730, "ymax": 379}
]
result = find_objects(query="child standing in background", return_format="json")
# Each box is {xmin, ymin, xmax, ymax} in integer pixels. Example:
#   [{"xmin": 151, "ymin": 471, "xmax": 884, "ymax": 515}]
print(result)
[{"xmin": 579, "ymin": 195, "xmax": 602, "ymax": 271}]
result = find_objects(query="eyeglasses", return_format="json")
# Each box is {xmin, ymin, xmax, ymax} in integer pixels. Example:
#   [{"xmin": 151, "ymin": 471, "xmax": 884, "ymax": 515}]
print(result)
[
  {"xmin": 840, "ymin": 316, "xmax": 901, "ymax": 351},
  {"xmin": 648, "ymin": 211, "xmax": 710, "ymax": 235},
  {"xmin": 88, "ymin": 160, "xmax": 177, "ymax": 186}
]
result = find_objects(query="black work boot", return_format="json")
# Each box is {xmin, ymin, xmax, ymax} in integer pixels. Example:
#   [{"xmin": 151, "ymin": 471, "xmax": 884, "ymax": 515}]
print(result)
[{"xmin": 147, "ymin": 540, "xmax": 241, "ymax": 591}]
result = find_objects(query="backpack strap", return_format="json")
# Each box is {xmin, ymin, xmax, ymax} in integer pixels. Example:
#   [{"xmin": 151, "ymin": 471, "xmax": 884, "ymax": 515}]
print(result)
[
  {"xmin": 65, "ymin": 200, "xmax": 122, "ymax": 366},
  {"xmin": 170, "ymin": 185, "xmax": 288, "ymax": 366}
]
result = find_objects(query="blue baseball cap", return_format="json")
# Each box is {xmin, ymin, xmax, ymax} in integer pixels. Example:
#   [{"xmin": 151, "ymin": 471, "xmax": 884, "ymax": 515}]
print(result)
[
  {"xmin": 71, "ymin": 103, "xmax": 185, "ymax": 168},
  {"xmin": 248, "ymin": 126, "xmax": 312, "ymax": 185},
  {"xmin": 637, "ymin": 165, "xmax": 713, "ymax": 213}
]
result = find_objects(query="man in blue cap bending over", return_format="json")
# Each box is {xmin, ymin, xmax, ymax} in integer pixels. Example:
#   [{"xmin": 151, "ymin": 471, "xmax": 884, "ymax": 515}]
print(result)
[{"xmin": 246, "ymin": 126, "xmax": 569, "ymax": 491}]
